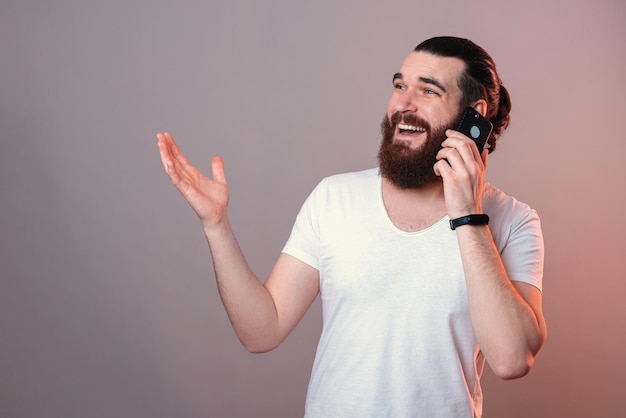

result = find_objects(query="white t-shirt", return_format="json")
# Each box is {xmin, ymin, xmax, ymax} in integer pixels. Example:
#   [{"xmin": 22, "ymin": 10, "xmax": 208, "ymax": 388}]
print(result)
[{"xmin": 282, "ymin": 168, "xmax": 544, "ymax": 418}]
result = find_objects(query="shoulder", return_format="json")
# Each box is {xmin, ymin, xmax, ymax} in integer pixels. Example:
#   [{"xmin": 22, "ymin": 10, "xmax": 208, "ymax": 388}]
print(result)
[
  {"xmin": 304, "ymin": 168, "xmax": 380, "ymax": 212},
  {"xmin": 483, "ymin": 183, "xmax": 544, "ymax": 288},
  {"xmin": 319, "ymin": 168, "xmax": 380, "ymax": 187},
  {"xmin": 483, "ymin": 183, "xmax": 538, "ymax": 220},
  {"xmin": 483, "ymin": 182, "xmax": 543, "ymax": 248},
  {"xmin": 311, "ymin": 168, "xmax": 380, "ymax": 196}
]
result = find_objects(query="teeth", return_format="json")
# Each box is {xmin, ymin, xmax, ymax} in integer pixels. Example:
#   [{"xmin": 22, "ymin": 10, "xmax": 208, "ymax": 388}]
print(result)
[{"xmin": 398, "ymin": 124, "xmax": 425, "ymax": 132}]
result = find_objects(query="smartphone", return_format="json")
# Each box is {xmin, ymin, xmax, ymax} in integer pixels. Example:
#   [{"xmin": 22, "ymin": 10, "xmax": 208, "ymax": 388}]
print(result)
[{"xmin": 456, "ymin": 107, "xmax": 493, "ymax": 152}]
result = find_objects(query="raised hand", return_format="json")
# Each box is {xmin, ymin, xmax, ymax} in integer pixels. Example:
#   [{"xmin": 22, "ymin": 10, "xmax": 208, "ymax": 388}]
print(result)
[
  {"xmin": 157, "ymin": 132, "xmax": 229, "ymax": 229},
  {"xmin": 434, "ymin": 129, "xmax": 488, "ymax": 219}
]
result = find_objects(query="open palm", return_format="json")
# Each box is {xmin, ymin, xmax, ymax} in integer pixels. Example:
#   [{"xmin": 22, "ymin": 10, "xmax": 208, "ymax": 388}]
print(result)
[{"xmin": 157, "ymin": 132, "xmax": 229, "ymax": 227}]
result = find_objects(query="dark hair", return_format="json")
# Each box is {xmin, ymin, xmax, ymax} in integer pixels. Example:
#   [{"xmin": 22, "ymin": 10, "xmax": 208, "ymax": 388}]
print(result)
[{"xmin": 414, "ymin": 36, "xmax": 511, "ymax": 153}]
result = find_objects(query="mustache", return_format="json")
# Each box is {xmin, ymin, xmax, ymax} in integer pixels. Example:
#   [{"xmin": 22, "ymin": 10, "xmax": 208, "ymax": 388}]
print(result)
[{"xmin": 389, "ymin": 112, "xmax": 432, "ymax": 131}]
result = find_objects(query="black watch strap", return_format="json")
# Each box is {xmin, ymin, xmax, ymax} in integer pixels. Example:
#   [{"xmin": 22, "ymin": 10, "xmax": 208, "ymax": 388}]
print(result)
[{"xmin": 449, "ymin": 214, "xmax": 490, "ymax": 230}]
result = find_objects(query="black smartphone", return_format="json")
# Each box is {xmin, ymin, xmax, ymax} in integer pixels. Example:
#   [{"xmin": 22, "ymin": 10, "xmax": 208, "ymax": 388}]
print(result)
[{"xmin": 456, "ymin": 107, "xmax": 493, "ymax": 152}]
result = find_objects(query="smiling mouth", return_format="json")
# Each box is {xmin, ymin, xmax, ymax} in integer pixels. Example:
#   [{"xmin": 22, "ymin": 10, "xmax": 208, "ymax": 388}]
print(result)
[{"xmin": 397, "ymin": 123, "xmax": 426, "ymax": 135}]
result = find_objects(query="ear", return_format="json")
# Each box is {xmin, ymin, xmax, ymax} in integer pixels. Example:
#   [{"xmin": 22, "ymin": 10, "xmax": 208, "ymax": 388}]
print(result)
[{"xmin": 472, "ymin": 99, "xmax": 488, "ymax": 117}]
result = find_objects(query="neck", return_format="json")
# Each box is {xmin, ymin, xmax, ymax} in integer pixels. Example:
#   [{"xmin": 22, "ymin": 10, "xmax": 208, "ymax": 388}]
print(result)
[
  {"xmin": 383, "ymin": 176, "xmax": 445, "ymax": 201},
  {"xmin": 381, "ymin": 177, "xmax": 447, "ymax": 232}
]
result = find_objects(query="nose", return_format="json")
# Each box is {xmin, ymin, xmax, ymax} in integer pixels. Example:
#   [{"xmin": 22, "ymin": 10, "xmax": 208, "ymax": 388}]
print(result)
[{"xmin": 392, "ymin": 91, "xmax": 417, "ymax": 114}]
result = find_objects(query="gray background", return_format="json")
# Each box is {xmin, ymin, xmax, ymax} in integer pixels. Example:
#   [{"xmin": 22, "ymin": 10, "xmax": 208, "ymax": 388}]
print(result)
[{"xmin": 1, "ymin": 0, "xmax": 625, "ymax": 417}]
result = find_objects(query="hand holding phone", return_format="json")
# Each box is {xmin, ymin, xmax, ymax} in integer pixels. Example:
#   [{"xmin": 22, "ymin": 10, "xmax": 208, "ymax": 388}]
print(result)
[{"xmin": 456, "ymin": 107, "xmax": 493, "ymax": 153}]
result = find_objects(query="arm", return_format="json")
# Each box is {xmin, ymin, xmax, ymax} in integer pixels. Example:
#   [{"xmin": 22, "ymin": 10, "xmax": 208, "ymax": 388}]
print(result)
[
  {"xmin": 157, "ymin": 132, "xmax": 319, "ymax": 353},
  {"xmin": 435, "ymin": 130, "xmax": 547, "ymax": 379},
  {"xmin": 454, "ymin": 224, "xmax": 546, "ymax": 379}
]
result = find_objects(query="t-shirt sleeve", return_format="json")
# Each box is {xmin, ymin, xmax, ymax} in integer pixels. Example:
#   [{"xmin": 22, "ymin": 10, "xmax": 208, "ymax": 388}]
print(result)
[
  {"xmin": 281, "ymin": 180, "xmax": 323, "ymax": 270},
  {"xmin": 499, "ymin": 208, "xmax": 545, "ymax": 292}
]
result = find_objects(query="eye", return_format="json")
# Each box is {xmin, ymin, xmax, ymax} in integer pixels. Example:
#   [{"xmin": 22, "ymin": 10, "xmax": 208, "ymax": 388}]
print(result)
[
  {"xmin": 424, "ymin": 88, "xmax": 438, "ymax": 95},
  {"xmin": 394, "ymin": 83, "xmax": 407, "ymax": 91}
]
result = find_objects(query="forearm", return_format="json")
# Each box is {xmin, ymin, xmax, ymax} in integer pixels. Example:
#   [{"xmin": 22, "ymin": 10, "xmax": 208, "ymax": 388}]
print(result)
[
  {"xmin": 203, "ymin": 217, "xmax": 280, "ymax": 353},
  {"xmin": 157, "ymin": 133, "xmax": 295, "ymax": 352},
  {"xmin": 456, "ymin": 225, "xmax": 546, "ymax": 379}
]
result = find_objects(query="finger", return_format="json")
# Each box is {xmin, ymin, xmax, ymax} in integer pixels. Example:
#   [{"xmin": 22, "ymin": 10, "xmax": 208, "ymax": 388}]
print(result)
[
  {"xmin": 156, "ymin": 132, "xmax": 169, "ymax": 156},
  {"xmin": 437, "ymin": 147, "xmax": 463, "ymax": 170},
  {"xmin": 157, "ymin": 132, "xmax": 179, "ymax": 165},
  {"xmin": 156, "ymin": 132, "xmax": 175, "ymax": 172},
  {"xmin": 481, "ymin": 149, "xmax": 489, "ymax": 169},
  {"xmin": 163, "ymin": 132, "xmax": 194, "ymax": 169},
  {"xmin": 442, "ymin": 134, "xmax": 482, "ymax": 167},
  {"xmin": 211, "ymin": 155, "xmax": 227, "ymax": 184},
  {"xmin": 444, "ymin": 129, "xmax": 476, "ymax": 145},
  {"xmin": 436, "ymin": 146, "xmax": 452, "ymax": 162},
  {"xmin": 433, "ymin": 160, "xmax": 451, "ymax": 178},
  {"xmin": 156, "ymin": 133, "xmax": 186, "ymax": 185}
]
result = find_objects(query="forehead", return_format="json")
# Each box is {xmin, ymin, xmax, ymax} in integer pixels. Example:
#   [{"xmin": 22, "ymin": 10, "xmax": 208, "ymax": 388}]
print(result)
[{"xmin": 396, "ymin": 51, "xmax": 466, "ymax": 91}]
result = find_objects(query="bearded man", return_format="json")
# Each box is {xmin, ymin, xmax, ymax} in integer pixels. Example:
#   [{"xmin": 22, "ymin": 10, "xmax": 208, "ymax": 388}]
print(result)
[{"xmin": 157, "ymin": 36, "xmax": 546, "ymax": 418}]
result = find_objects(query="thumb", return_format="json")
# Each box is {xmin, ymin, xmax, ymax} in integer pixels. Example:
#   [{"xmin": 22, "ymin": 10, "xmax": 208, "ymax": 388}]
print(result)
[{"xmin": 211, "ymin": 155, "xmax": 227, "ymax": 183}]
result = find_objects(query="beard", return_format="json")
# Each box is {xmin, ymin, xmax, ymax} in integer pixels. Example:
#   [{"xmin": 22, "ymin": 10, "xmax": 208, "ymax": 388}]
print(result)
[{"xmin": 377, "ymin": 111, "xmax": 461, "ymax": 189}]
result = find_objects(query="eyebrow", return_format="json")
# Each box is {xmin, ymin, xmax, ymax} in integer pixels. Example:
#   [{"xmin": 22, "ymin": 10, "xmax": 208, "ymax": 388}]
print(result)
[{"xmin": 392, "ymin": 72, "xmax": 447, "ymax": 93}]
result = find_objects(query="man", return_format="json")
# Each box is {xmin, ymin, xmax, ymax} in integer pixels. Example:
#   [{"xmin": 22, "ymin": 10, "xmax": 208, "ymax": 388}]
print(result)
[{"xmin": 157, "ymin": 36, "xmax": 546, "ymax": 417}]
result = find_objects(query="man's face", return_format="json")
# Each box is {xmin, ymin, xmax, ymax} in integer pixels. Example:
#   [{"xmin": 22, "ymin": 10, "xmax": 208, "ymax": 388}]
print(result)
[{"xmin": 378, "ymin": 51, "xmax": 466, "ymax": 189}]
